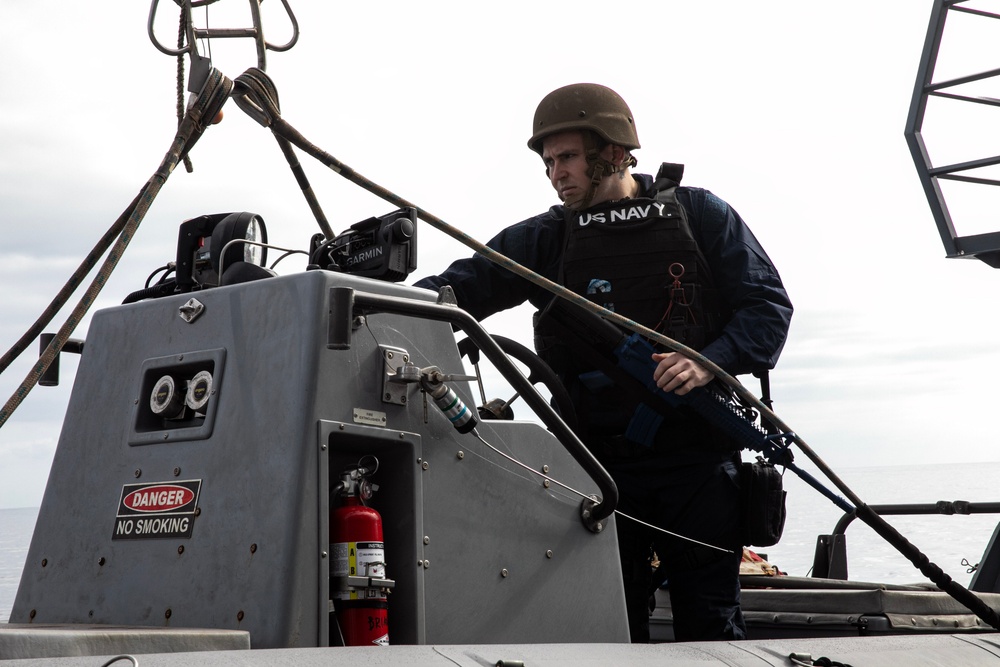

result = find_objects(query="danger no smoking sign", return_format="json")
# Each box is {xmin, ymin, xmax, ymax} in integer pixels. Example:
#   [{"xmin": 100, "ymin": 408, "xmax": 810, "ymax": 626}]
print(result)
[{"xmin": 112, "ymin": 479, "xmax": 202, "ymax": 540}]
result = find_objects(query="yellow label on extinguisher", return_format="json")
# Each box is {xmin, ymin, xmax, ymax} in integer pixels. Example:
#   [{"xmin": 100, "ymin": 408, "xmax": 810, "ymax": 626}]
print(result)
[{"xmin": 331, "ymin": 541, "xmax": 386, "ymax": 600}]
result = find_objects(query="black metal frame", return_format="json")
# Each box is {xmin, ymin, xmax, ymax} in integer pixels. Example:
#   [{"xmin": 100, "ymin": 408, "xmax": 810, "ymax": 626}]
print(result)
[{"xmin": 906, "ymin": 0, "xmax": 1000, "ymax": 267}]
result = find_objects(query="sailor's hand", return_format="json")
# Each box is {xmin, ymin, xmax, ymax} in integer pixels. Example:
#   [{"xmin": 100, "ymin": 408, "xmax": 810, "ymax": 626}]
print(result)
[{"xmin": 651, "ymin": 352, "xmax": 714, "ymax": 396}]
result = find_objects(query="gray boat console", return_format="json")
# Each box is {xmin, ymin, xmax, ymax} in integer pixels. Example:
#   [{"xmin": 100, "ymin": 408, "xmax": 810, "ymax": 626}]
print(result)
[{"xmin": 6, "ymin": 271, "xmax": 628, "ymax": 654}]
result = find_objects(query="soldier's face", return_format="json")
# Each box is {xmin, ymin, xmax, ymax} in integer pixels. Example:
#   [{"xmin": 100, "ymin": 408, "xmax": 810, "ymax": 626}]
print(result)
[{"xmin": 541, "ymin": 131, "xmax": 592, "ymax": 209}]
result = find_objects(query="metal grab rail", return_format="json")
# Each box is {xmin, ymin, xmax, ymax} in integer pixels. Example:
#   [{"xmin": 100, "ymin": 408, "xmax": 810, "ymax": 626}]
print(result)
[
  {"xmin": 823, "ymin": 500, "xmax": 1000, "ymax": 594},
  {"xmin": 148, "ymin": 0, "xmax": 300, "ymax": 71},
  {"xmin": 905, "ymin": 0, "xmax": 1000, "ymax": 266},
  {"xmin": 831, "ymin": 500, "xmax": 1000, "ymax": 536},
  {"xmin": 329, "ymin": 286, "xmax": 619, "ymax": 529}
]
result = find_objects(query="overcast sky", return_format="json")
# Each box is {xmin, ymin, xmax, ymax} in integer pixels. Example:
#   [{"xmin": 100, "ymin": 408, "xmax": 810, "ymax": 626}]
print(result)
[{"xmin": 1, "ymin": 1, "xmax": 999, "ymax": 514}]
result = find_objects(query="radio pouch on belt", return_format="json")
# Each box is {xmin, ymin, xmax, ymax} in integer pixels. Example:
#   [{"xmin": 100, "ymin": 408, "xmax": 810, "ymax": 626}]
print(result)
[{"xmin": 740, "ymin": 456, "xmax": 787, "ymax": 548}]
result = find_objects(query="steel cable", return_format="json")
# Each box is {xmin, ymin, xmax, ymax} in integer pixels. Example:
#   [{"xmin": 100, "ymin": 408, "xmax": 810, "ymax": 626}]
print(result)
[
  {"xmin": 226, "ymin": 67, "xmax": 1000, "ymax": 630},
  {"xmin": 232, "ymin": 67, "xmax": 333, "ymax": 239},
  {"xmin": 0, "ymin": 68, "xmax": 232, "ymax": 430}
]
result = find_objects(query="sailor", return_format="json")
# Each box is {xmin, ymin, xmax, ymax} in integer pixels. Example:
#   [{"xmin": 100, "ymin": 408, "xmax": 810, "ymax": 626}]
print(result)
[{"xmin": 416, "ymin": 83, "xmax": 793, "ymax": 642}]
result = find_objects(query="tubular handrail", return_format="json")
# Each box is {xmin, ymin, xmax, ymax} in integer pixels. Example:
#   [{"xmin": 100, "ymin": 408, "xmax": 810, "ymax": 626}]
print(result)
[
  {"xmin": 831, "ymin": 500, "xmax": 1000, "ymax": 536},
  {"xmin": 148, "ymin": 0, "xmax": 299, "ymax": 69},
  {"xmin": 334, "ymin": 287, "xmax": 619, "ymax": 527}
]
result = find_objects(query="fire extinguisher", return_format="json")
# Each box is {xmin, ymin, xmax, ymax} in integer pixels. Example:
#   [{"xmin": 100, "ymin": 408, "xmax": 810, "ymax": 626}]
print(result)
[{"xmin": 330, "ymin": 458, "xmax": 391, "ymax": 646}]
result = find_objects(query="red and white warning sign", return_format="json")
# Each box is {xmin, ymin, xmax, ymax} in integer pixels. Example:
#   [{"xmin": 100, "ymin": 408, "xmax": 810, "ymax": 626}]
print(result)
[{"xmin": 112, "ymin": 480, "xmax": 201, "ymax": 540}]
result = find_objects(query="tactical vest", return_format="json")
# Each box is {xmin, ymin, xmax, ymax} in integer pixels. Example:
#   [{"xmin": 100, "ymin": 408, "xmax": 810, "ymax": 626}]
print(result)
[
  {"xmin": 534, "ymin": 163, "xmax": 737, "ymax": 452},
  {"xmin": 558, "ymin": 163, "xmax": 729, "ymax": 350}
]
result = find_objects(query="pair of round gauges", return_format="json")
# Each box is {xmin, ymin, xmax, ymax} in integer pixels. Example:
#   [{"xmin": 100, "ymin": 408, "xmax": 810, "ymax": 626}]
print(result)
[{"xmin": 149, "ymin": 371, "xmax": 213, "ymax": 419}]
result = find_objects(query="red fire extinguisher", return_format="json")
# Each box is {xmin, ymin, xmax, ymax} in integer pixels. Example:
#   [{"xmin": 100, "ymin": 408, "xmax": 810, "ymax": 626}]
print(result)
[{"xmin": 330, "ymin": 459, "xmax": 390, "ymax": 646}]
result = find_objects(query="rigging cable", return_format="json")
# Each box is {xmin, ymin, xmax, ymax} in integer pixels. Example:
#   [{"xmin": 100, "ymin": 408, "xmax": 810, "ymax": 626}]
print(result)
[
  {"xmin": 0, "ymin": 67, "xmax": 233, "ymax": 431},
  {"xmin": 176, "ymin": 9, "xmax": 193, "ymax": 173},
  {"xmin": 231, "ymin": 68, "xmax": 333, "ymax": 239},
  {"xmin": 224, "ymin": 67, "xmax": 1000, "ymax": 630},
  {"xmin": 0, "ymin": 189, "xmax": 144, "ymax": 377}
]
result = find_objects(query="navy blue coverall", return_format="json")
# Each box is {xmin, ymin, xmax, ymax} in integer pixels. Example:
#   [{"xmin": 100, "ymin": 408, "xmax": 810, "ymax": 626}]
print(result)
[{"xmin": 415, "ymin": 172, "xmax": 793, "ymax": 642}]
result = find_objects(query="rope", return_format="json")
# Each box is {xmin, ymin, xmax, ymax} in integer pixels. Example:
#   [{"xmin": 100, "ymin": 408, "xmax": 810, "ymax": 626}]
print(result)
[
  {"xmin": 223, "ymin": 67, "xmax": 1000, "ymax": 630},
  {"xmin": 258, "ymin": 99, "xmax": 834, "ymax": 500},
  {"xmin": 0, "ymin": 190, "xmax": 144, "ymax": 376},
  {"xmin": 232, "ymin": 68, "xmax": 333, "ymax": 239},
  {"xmin": 99, "ymin": 656, "xmax": 139, "ymax": 667},
  {"xmin": 176, "ymin": 10, "xmax": 193, "ymax": 173},
  {"xmin": 0, "ymin": 68, "xmax": 233, "ymax": 431}
]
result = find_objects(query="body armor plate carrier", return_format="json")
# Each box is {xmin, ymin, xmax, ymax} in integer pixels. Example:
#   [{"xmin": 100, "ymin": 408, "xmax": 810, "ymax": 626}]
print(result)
[
  {"xmin": 559, "ymin": 162, "xmax": 729, "ymax": 349},
  {"xmin": 535, "ymin": 163, "xmax": 735, "ymax": 452}
]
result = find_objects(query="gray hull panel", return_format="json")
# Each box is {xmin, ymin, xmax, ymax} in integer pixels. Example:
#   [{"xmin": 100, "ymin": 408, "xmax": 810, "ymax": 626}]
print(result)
[{"xmin": 10, "ymin": 271, "xmax": 628, "ymax": 648}]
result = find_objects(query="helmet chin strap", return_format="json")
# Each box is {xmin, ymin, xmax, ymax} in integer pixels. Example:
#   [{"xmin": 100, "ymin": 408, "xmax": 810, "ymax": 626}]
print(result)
[{"xmin": 563, "ymin": 145, "xmax": 638, "ymax": 211}]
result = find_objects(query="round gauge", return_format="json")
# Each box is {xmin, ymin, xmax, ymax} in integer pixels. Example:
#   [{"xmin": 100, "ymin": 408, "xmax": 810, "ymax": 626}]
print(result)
[
  {"xmin": 186, "ymin": 370, "xmax": 214, "ymax": 411},
  {"xmin": 150, "ymin": 375, "xmax": 185, "ymax": 419}
]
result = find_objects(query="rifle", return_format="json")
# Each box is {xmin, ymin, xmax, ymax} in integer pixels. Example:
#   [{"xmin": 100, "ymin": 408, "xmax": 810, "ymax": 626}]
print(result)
[{"xmin": 536, "ymin": 297, "xmax": 854, "ymax": 513}]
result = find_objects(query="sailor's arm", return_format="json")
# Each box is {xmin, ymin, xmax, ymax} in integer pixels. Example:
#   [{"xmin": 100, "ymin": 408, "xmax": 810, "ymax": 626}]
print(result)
[{"xmin": 680, "ymin": 188, "xmax": 793, "ymax": 376}]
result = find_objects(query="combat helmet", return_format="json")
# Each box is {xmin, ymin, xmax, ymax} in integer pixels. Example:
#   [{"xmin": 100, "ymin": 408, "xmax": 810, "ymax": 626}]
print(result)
[{"xmin": 528, "ymin": 83, "xmax": 640, "ymax": 154}]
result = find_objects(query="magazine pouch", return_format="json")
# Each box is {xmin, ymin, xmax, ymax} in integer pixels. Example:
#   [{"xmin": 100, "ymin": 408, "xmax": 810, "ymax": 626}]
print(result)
[{"xmin": 741, "ymin": 457, "xmax": 787, "ymax": 547}]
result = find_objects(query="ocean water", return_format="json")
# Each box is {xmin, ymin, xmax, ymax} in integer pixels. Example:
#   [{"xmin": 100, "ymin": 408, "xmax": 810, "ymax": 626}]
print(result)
[
  {"xmin": 2, "ymin": 461, "xmax": 999, "ymax": 623},
  {"xmin": 763, "ymin": 461, "xmax": 1000, "ymax": 585},
  {"xmin": 0, "ymin": 507, "xmax": 37, "ymax": 623}
]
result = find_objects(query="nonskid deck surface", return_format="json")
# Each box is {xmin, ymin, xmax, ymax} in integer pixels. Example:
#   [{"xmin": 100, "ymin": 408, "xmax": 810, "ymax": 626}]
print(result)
[{"xmin": 4, "ymin": 635, "xmax": 1000, "ymax": 666}]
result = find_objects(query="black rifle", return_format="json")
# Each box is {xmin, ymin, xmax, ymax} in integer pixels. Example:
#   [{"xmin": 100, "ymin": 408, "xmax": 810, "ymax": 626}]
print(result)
[{"xmin": 536, "ymin": 297, "xmax": 853, "ymax": 513}]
